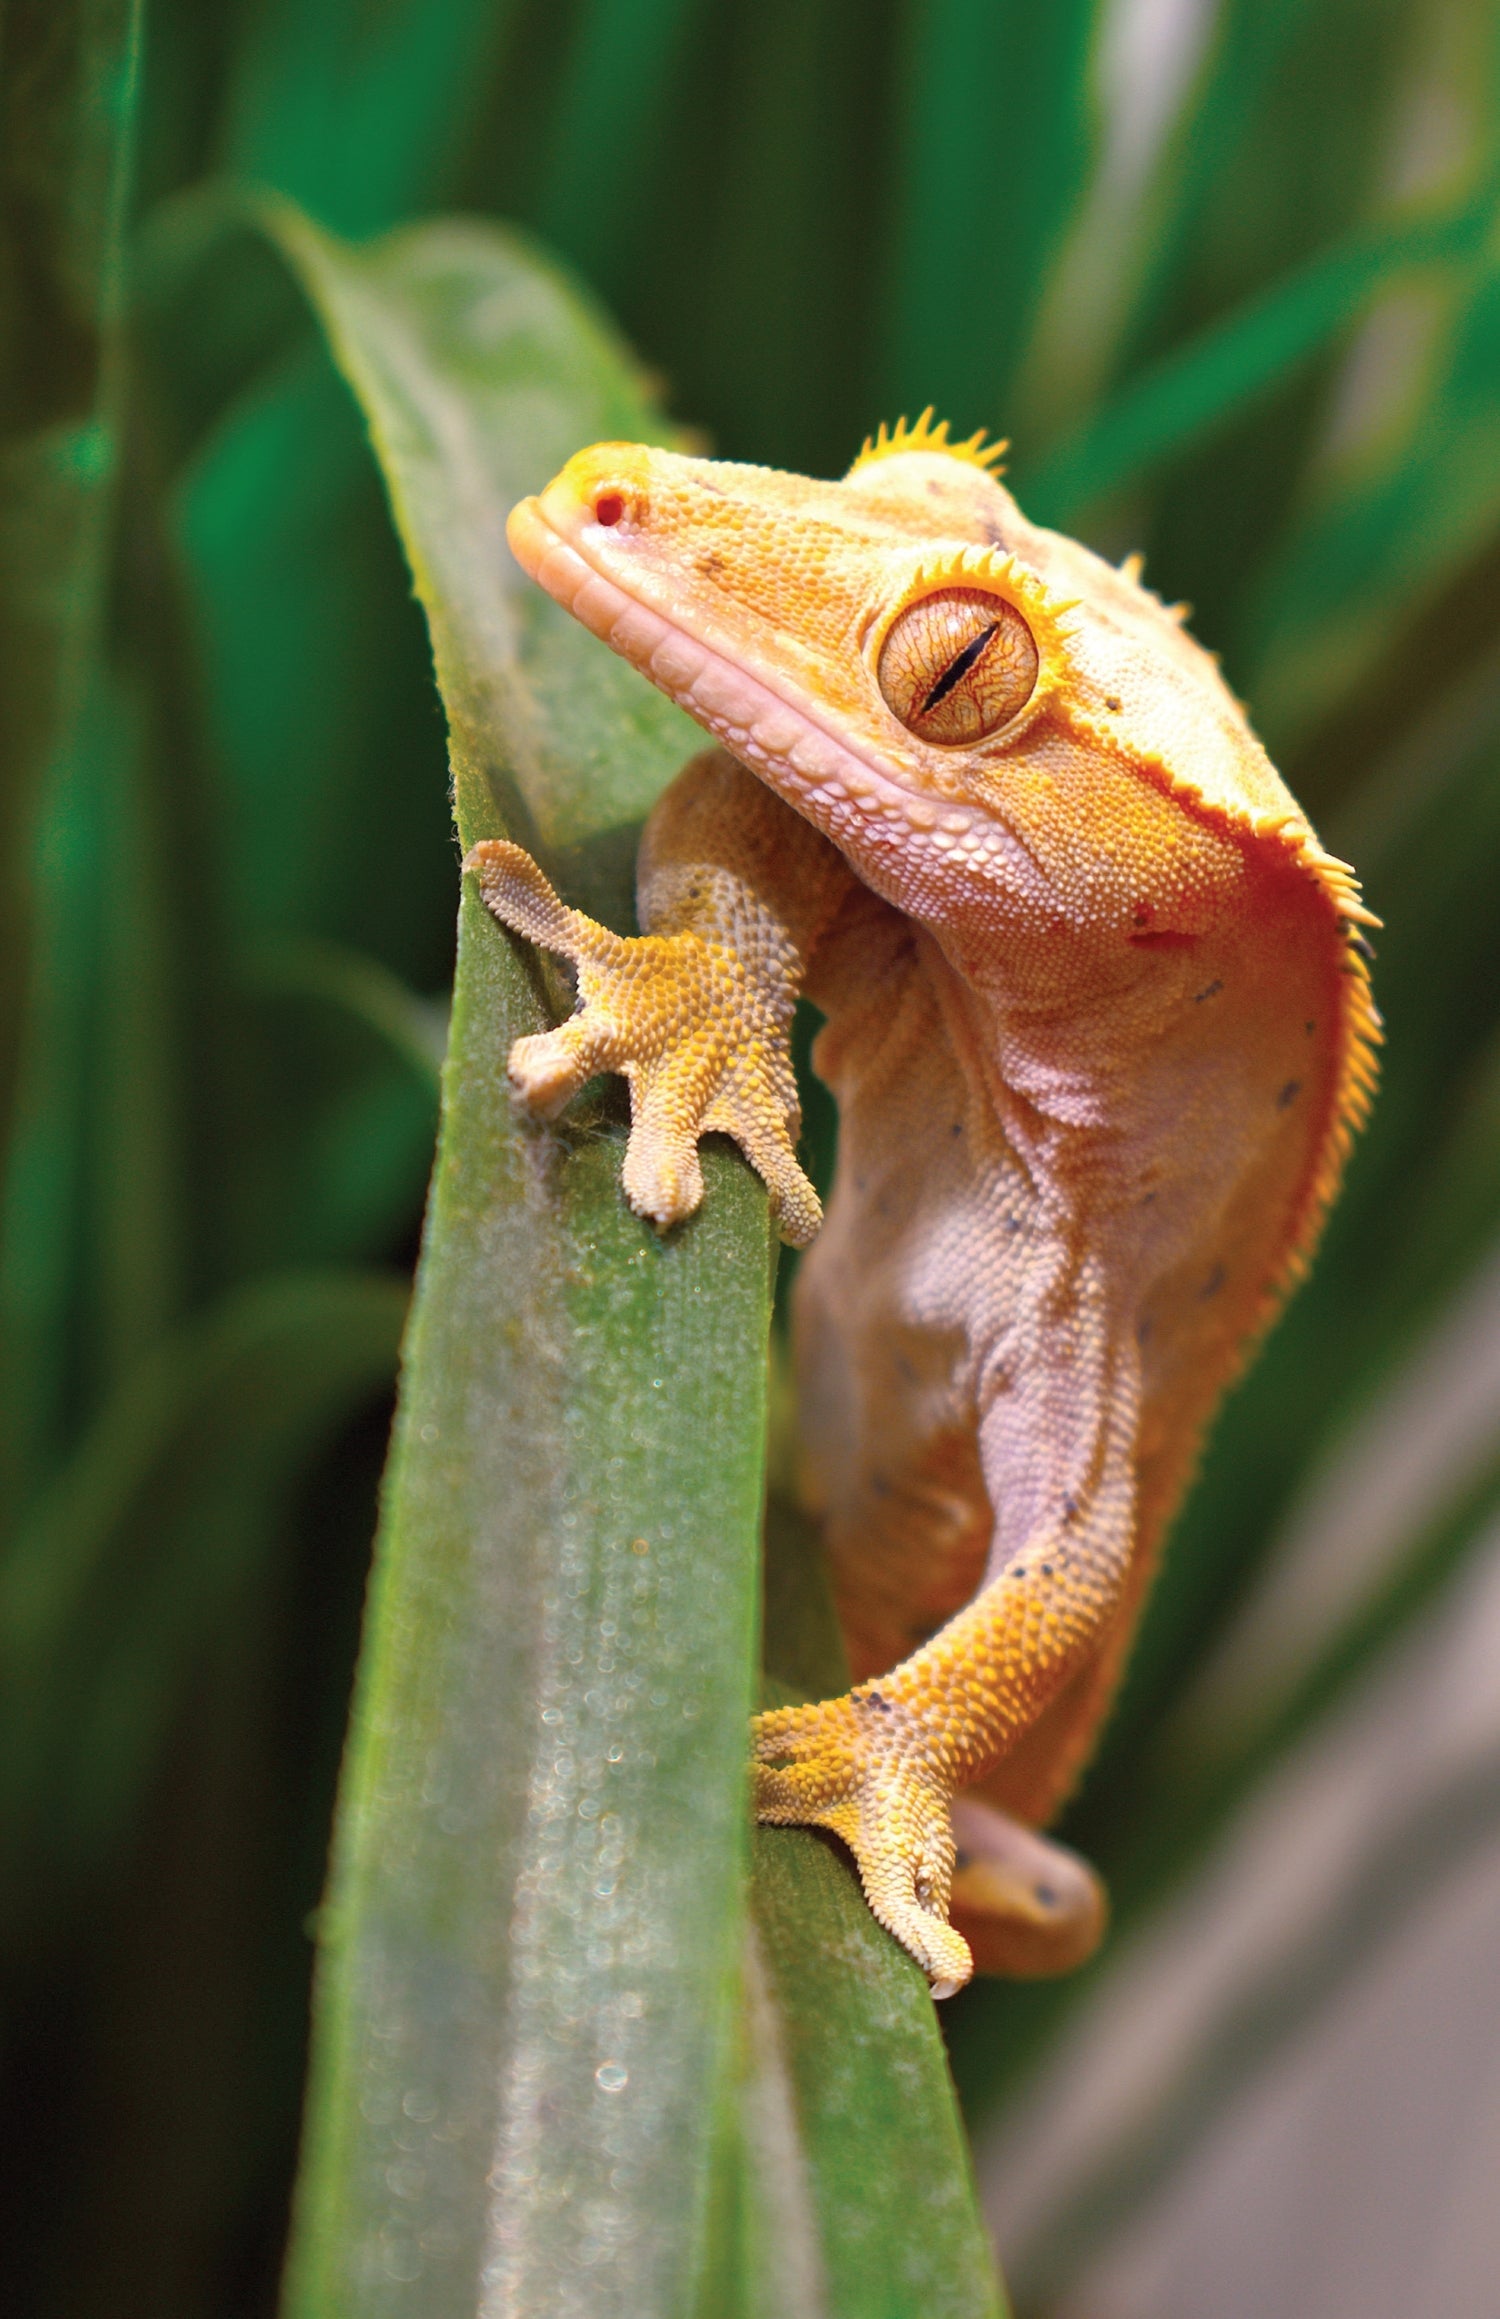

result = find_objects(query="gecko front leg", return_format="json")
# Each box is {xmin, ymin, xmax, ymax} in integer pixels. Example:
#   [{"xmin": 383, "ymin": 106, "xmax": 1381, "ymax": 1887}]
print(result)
[{"xmin": 466, "ymin": 747, "xmax": 851, "ymax": 1245}]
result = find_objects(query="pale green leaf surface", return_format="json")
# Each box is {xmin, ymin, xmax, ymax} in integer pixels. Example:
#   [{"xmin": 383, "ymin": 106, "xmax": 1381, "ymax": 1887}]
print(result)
[{"xmin": 269, "ymin": 209, "xmax": 1001, "ymax": 2318}]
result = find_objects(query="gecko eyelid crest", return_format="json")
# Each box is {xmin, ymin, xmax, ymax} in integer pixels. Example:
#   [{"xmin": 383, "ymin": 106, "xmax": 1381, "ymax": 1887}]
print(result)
[{"xmin": 869, "ymin": 547, "xmax": 1072, "ymax": 751}]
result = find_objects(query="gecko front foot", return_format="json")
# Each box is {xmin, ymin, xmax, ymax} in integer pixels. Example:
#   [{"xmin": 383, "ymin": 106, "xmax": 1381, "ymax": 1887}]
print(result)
[
  {"xmin": 465, "ymin": 839, "xmax": 821, "ymax": 1245},
  {"xmin": 752, "ymin": 1692, "xmax": 974, "ymax": 1997}
]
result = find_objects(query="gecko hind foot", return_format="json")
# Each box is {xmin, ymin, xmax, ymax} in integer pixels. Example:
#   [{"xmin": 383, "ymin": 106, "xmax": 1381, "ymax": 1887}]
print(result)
[{"xmin": 752, "ymin": 1694, "xmax": 974, "ymax": 1998}]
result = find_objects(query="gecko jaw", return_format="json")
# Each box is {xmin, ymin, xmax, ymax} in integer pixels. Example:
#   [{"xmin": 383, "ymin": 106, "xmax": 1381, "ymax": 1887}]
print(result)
[{"xmin": 506, "ymin": 493, "xmax": 986, "ymax": 852}]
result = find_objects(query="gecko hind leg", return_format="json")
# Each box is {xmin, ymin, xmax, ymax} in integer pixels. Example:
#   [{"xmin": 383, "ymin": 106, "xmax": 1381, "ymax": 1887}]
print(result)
[
  {"xmin": 751, "ymin": 1705, "xmax": 1105, "ymax": 1992},
  {"xmin": 753, "ymin": 1692, "xmax": 974, "ymax": 1997}
]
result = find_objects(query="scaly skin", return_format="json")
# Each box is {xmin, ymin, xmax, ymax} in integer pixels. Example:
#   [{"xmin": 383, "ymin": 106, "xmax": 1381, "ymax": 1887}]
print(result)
[{"xmin": 473, "ymin": 414, "xmax": 1380, "ymax": 1998}]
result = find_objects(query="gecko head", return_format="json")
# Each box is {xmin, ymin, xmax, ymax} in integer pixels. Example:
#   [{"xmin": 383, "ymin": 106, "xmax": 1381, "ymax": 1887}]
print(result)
[{"xmin": 506, "ymin": 426, "xmax": 1292, "ymax": 931}]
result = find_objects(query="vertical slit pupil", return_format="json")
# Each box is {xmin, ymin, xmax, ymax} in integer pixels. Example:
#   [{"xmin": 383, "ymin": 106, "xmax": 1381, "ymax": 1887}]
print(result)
[{"xmin": 919, "ymin": 622, "xmax": 1000, "ymax": 719}]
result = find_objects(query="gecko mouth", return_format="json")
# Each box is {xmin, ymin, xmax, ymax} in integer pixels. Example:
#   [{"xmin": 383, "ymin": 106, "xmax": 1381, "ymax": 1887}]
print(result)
[{"xmin": 506, "ymin": 494, "xmax": 978, "ymax": 840}]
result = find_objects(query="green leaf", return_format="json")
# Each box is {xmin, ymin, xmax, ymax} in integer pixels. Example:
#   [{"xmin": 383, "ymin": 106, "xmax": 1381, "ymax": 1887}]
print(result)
[
  {"xmin": 1019, "ymin": 191, "xmax": 1494, "ymax": 526},
  {"xmin": 249, "ymin": 935, "xmax": 448, "ymax": 1091},
  {"xmin": 267, "ymin": 210, "xmax": 1001, "ymax": 2316},
  {"xmin": 225, "ymin": 0, "xmax": 520, "ymax": 238},
  {"xmin": 878, "ymin": 0, "xmax": 1097, "ymax": 427},
  {"xmin": 751, "ymin": 1828, "xmax": 1005, "ymax": 2319},
  {"xmin": 0, "ymin": 0, "xmax": 143, "ymax": 1512},
  {"xmin": 533, "ymin": 0, "xmax": 701, "ymax": 281},
  {"xmin": 0, "ymin": 1266, "xmax": 408, "ymax": 1921},
  {"xmin": 1247, "ymin": 256, "xmax": 1500, "ymax": 750}
]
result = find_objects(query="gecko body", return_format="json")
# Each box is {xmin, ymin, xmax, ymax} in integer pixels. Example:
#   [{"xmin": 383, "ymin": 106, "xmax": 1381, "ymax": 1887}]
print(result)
[{"xmin": 471, "ymin": 415, "xmax": 1379, "ymax": 1996}]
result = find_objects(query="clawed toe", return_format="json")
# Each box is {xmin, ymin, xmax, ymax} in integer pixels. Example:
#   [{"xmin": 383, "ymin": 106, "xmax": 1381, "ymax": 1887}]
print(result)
[
  {"xmin": 507, "ymin": 1028, "xmax": 592, "ymax": 1116},
  {"xmin": 751, "ymin": 1699, "xmax": 973, "ymax": 1998},
  {"xmin": 622, "ymin": 1149, "xmax": 706, "ymax": 1230}
]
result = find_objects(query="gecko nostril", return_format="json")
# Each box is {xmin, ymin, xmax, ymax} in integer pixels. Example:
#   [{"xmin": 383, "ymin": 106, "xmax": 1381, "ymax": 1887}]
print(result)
[{"xmin": 594, "ymin": 491, "xmax": 625, "ymax": 527}]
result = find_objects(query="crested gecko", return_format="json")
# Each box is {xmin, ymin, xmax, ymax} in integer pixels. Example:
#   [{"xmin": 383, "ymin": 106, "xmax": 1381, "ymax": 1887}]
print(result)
[{"xmin": 469, "ymin": 414, "xmax": 1379, "ymax": 1999}]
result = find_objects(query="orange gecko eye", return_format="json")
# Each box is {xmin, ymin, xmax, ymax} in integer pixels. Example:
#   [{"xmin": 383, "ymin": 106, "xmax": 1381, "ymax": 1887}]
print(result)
[
  {"xmin": 594, "ymin": 491, "xmax": 625, "ymax": 526},
  {"xmin": 878, "ymin": 587, "xmax": 1038, "ymax": 745}
]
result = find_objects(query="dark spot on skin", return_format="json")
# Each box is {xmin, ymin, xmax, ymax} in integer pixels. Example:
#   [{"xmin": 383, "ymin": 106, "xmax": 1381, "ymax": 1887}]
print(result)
[
  {"xmin": 951, "ymin": 1119, "xmax": 963, "ymax": 1138},
  {"xmin": 1033, "ymin": 1883, "xmax": 1059, "ymax": 1909},
  {"xmin": 1041, "ymin": 1563, "xmax": 1055, "ymax": 1577},
  {"xmin": 1137, "ymin": 1314, "xmax": 1154, "ymax": 1344},
  {"xmin": 1193, "ymin": 979, "xmax": 1224, "ymax": 1004},
  {"xmin": 1006, "ymin": 1216, "xmax": 1022, "ymax": 1233},
  {"xmin": 1133, "ymin": 905, "xmax": 1151, "ymax": 926},
  {"xmin": 1105, "ymin": 696, "xmax": 1122, "ymax": 713},
  {"xmin": 1305, "ymin": 1020, "xmax": 1317, "ymax": 1035},
  {"xmin": 895, "ymin": 1353, "xmax": 918, "ymax": 1385},
  {"xmin": 919, "ymin": 622, "xmax": 1002, "ymax": 717},
  {"xmin": 870, "ymin": 1473, "xmax": 890, "ymax": 1497},
  {"xmin": 1277, "ymin": 1079, "xmax": 1302, "ymax": 1109},
  {"xmin": 1062, "ymin": 1497, "xmax": 1078, "ymax": 1523},
  {"xmin": 696, "ymin": 552, "xmax": 726, "ymax": 578},
  {"xmin": 864, "ymin": 1691, "xmax": 893, "ymax": 1713},
  {"xmin": 955, "ymin": 1848, "xmax": 973, "ymax": 1872},
  {"xmin": 1199, "ymin": 1263, "xmax": 1226, "ymax": 1300},
  {"xmin": 983, "ymin": 519, "xmax": 1007, "ymax": 546},
  {"xmin": 1141, "ymin": 1189, "xmax": 1157, "ymax": 1206}
]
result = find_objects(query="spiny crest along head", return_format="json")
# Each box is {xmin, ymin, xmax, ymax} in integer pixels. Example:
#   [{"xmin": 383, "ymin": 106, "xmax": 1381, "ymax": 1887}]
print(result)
[{"xmin": 848, "ymin": 409, "xmax": 1008, "ymax": 482}]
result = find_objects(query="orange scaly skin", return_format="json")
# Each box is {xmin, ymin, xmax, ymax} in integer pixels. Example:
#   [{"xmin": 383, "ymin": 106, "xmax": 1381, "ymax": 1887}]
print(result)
[{"xmin": 473, "ymin": 414, "xmax": 1380, "ymax": 1999}]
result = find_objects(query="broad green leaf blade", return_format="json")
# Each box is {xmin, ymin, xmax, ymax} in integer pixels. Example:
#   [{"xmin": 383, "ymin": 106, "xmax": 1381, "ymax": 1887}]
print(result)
[
  {"xmin": 271, "ymin": 209, "xmax": 1003, "ymax": 2318},
  {"xmin": 270, "ymin": 212, "xmax": 771, "ymax": 2319}
]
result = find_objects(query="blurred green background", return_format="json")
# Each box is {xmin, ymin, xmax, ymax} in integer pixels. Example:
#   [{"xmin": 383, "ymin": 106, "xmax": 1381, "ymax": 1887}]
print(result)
[{"xmin": 5, "ymin": 0, "xmax": 1500, "ymax": 2312}]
